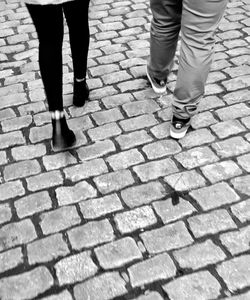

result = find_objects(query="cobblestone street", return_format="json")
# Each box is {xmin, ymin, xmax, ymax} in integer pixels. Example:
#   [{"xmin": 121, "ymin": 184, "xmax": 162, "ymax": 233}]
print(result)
[{"xmin": 0, "ymin": 0, "xmax": 250, "ymax": 299}]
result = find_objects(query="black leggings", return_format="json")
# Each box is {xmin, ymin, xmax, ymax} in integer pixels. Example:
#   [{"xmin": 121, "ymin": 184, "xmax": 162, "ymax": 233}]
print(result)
[{"xmin": 26, "ymin": 0, "xmax": 90, "ymax": 111}]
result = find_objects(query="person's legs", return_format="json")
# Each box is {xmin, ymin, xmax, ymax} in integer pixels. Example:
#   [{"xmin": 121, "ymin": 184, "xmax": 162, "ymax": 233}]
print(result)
[
  {"xmin": 63, "ymin": 0, "xmax": 90, "ymax": 80},
  {"xmin": 63, "ymin": 0, "xmax": 91, "ymax": 106},
  {"xmin": 26, "ymin": 4, "xmax": 64, "ymax": 111},
  {"xmin": 26, "ymin": 4, "xmax": 76, "ymax": 150},
  {"xmin": 172, "ymin": 0, "xmax": 228, "ymax": 120},
  {"xmin": 147, "ymin": 0, "xmax": 182, "ymax": 93}
]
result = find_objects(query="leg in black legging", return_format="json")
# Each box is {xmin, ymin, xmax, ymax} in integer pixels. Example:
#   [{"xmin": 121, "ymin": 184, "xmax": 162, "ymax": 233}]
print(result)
[
  {"xmin": 26, "ymin": 4, "xmax": 64, "ymax": 111},
  {"xmin": 63, "ymin": 0, "xmax": 90, "ymax": 80}
]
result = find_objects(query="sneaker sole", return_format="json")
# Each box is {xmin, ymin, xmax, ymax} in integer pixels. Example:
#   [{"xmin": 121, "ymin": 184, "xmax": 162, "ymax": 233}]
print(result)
[
  {"xmin": 170, "ymin": 125, "xmax": 189, "ymax": 139},
  {"xmin": 146, "ymin": 68, "xmax": 166, "ymax": 94}
]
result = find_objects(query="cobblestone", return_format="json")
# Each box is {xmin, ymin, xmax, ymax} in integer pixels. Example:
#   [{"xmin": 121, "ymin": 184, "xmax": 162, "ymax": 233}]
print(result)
[
  {"xmin": 231, "ymin": 199, "xmax": 250, "ymax": 223},
  {"xmin": 0, "ymin": 247, "xmax": 23, "ymax": 274}
]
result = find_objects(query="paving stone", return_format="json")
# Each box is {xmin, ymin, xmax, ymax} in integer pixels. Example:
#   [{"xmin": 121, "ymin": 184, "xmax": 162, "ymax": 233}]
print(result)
[
  {"xmin": 0, "ymin": 203, "xmax": 12, "ymax": 225},
  {"xmin": 133, "ymin": 158, "xmax": 178, "ymax": 182},
  {"xmin": 217, "ymin": 255, "xmax": 250, "ymax": 292},
  {"xmin": 0, "ymin": 93, "xmax": 28, "ymax": 110},
  {"xmin": 212, "ymin": 137, "xmax": 250, "ymax": 158},
  {"xmin": 0, "ymin": 247, "xmax": 23, "ymax": 274},
  {"xmin": 142, "ymin": 139, "xmax": 181, "ymax": 159},
  {"xmin": 3, "ymin": 159, "xmax": 41, "ymax": 181},
  {"xmin": 223, "ymin": 89, "xmax": 250, "ymax": 105},
  {"xmin": 121, "ymin": 181, "xmax": 166, "ymax": 208},
  {"xmin": 231, "ymin": 199, "xmax": 250, "ymax": 223},
  {"xmin": 116, "ymin": 130, "xmax": 153, "ymax": 150},
  {"xmin": 0, "ymin": 131, "xmax": 25, "ymax": 150},
  {"xmin": 1, "ymin": 115, "xmax": 32, "ymax": 132},
  {"xmin": 191, "ymin": 111, "xmax": 217, "ymax": 129},
  {"xmin": 216, "ymin": 103, "xmax": 250, "ymax": 121},
  {"xmin": 106, "ymin": 148, "xmax": 144, "ymax": 171},
  {"xmin": 173, "ymin": 239, "xmax": 226, "ymax": 270},
  {"xmin": 28, "ymin": 233, "xmax": 69, "ymax": 265},
  {"xmin": 55, "ymin": 251, "xmax": 98, "ymax": 285},
  {"xmin": 201, "ymin": 160, "xmax": 242, "ymax": 183},
  {"xmin": 222, "ymin": 75, "xmax": 250, "ymax": 91},
  {"xmin": 74, "ymin": 272, "xmax": 127, "ymax": 300},
  {"xmin": 164, "ymin": 170, "xmax": 206, "ymax": 192},
  {"xmin": 94, "ymin": 169, "xmax": 134, "ymax": 194},
  {"xmin": 15, "ymin": 191, "xmax": 52, "ymax": 219},
  {"xmin": 122, "ymin": 99, "xmax": 160, "ymax": 117},
  {"xmin": 0, "ymin": 180, "xmax": 25, "ymax": 201},
  {"xmin": 179, "ymin": 129, "xmax": 216, "ymax": 148},
  {"xmin": 128, "ymin": 253, "xmax": 176, "ymax": 288},
  {"xmin": 42, "ymin": 152, "xmax": 77, "ymax": 171},
  {"xmin": 40, "ymin": 290, "xmax": 73, "ymax": 300},
  {"xmin": 68, "ymin": 219, "xmax": 114, "ymax": 250},
  {"xmin": 0, "ymin": 267, "xmax": 53, "ymax": 300},
  {"xmin": 114, "ymin": 205, "xmax": 157, "ymax": 234},
  {"xmin": 119, "ymin": 114, "xmax": 158, "ymax": 132},
  {"xmin": 95, "ymin": 237, "xmax": 142, "ymax": 269},
  {"xmin": 150, "ymin": 122, "xmax": 170, "ymax": 139},
  {"xmin": 102, "ymin": 93, "xmax": 134, "ymax": 108},
  {"xmin": 64, "ymin": 158, "xmax": 108, "ymax": 182},
  {"xmin": 153, "ymin": 197, "xmax": 196, "ymax": 224},
  {"xmin": 0, "ymin": 108, "xmax": 16, "ymax": 122},
  {"xmin": 29, "ymin": 124, "xmax": 52, "ymax": 143},
  {"xmin": 80, "ymin": 194, "xmax": 122, "ymax": 219},
  {"xmin": 26, "ymin": 170, "xmax": 63, "ymax": 192},
  {"xmin": 11, "ymin": 144, "xmax": 46, "ymax": 161},
  {"xmin": 220, "ymin": 225, "xmax": 250, "ymax": 255},
  {"xmin": 231, "ymin": 175, "xmax": 250, "ymax": 196},
  {"xmin": 88, "ymin": 122, "xmax": 122, "ymax": 141},
  {"xmin": 77, "ymin": 140, "xmax": 116, "ymax": 161},
  {"xmin": 174, "ymin": 146, "xmax": 219, "ymax": 169},
  {"xmin": 0, "ymin": 151, "xmax": 7, "ymax": 166},
  {"xmin": 190, "ymin": 182, "xmax": 240, "ymax": 210},
  {"xmin": 163, "ymin": 271, "xmax": 221, "ymax": 300},
  {"xmin": 188, "ymin": 209, "xmax": 237, "ymax": 238},
  {"xmin": 92, "ymin": 108, "xmax": 124, "ymax": 125},
  {"xmin": 40, "ymin": 206, "xmax": 81, "ymax": 235},
  {"xmin": 0, "ymin": 218, "xmax": 37, "ymax": 252},
  {"xmin": 56, "ymin": 181, "xmax": 97, "ymax": 206},
  {"xmin": 210, "ymin": 119, "xmax": 246, "ymax": 138},
  {"xmin": 140, "ymin": 221, "xmax": 193, "ymax": 254},
  {"xmin": 133, "ymin": 291, "xmax": 163, "ymax": 300},
  {"xmin": 241, "ymin": 116, "xmax": 250, "ymax": 129}
]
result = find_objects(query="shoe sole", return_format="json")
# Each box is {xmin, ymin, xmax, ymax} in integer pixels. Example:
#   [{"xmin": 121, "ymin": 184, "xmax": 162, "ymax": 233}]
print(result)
[
  {"xmin": 170, "ymin": 123, "xmax": 190, "ymax": 139},
  {"xmin": 146, "ymin": 68, "xmax": 166, "ymax": 94}
]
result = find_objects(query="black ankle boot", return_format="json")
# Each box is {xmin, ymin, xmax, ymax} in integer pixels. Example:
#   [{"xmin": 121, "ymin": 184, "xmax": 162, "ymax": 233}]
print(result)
[
  {"xmin": 73, "ymin": 78, "xmax": 89, "ymax": 107},
  {"xmin": 52, "ymin": 114, "xmax": 76, "ymax": 151}
]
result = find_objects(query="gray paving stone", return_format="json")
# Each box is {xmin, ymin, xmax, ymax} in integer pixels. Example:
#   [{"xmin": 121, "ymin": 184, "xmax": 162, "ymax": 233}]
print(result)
[
  {"xmin": 95, "ymin": 237, "xmax": 142, "ymax": 269},
  {"xmin": 128, "ymin": 253, "xmax": 176, "ymax": 288},
  {"xmin": 68, "ymin": 219, "xmax": 114, "ymax": 250},
  {"xmin": 11, "ymin": 144, "xmax": 46, "ymax": 161},
  {"xmin": 40, "ymin": 290, "xmax": 73, "ymax": 300},
  {"xmin": 40, "ymin": 206, "xmax": 81, "ymax": 235},
  {"xmin": 210, "ymin": 119, "xmax": 246, "ymax": 138},
  {"xmin": 116, "ymin": 130, "xmax": 153, "ymax": 150},
  {"xmin": 220, "ymin": 225, "xmax": 250, "ymax": 255},
  {"xmin": 163, "ymin": 271, "xmax": 221, "ymax": 300},
  {"xmin": 88, "ymin": 122, "xmax": 122, "ymax": 141},
  {"xmin": 153, "ymin": 197, "xmax": 196, "ymax": 224},
  {"xmin": 0, "ymin": 247, "xmax": 23, "ymax": 274},
  {"xmin": 56, "ymin": 181, "xmax": 97, "ymax": 206},
  {"xmin": 179, "ymin": 128, "xmax": 216, "ymax": 148},
  {"xmin": 119, "ymin": 114, "xmax": 158, "ymax": 132},
  {"xmin": 201, "ymin": 160, "xmax": 242, "ymax": 184},
  {"xmin": 15, "ymin": 191, "xmax": 52, "ymax": 219},
  {"xmin": 42, "ymin": 152, "xmax": 77, "ymax": 171},
  {"xmin": 216, "ymin": 103, "xmax": 250, "ymax": 121},
  {"xmin": 217, "ymin": 255, "xmax": 250, "ymax": 292},
  {"xmin": 55, "ymin": 251, "xmax": 98, "ymax": 285},
  {"xmin": 122, "ymin": 99, "xmax": 160, "ymax": 117},
  {"xmin": 74, "ymin": 272, "xmax": 127, "ymax": 300},
  {"xmin": 26, "ymin": 170, "xmax": 63, "ymax": 192},
  {"xmin": 121, "ymin": 181, "xmax": 166, "ymax": 208},
  {"xmin": 106, "ymin": 148, "xmax": 144, "ymax": 171},
  {"xmin": 27, "ymin": 233, "xmax": 69, "ymax": 265},
  {"xmin": 190, "ymin": 182, "xmax": 240, "ymax": 210},
  {"xmin": 142, "ymin": 139, "xmax": 181, "ymax": 159},
  {"xmin": 64, "ymin": 158, "xmax": 108, "ymax": 182},
  {"xmin": 114, "ymin": 205, "xmax": 157, "ymax": 234},
  {"xmin": 3, "ymin": 159, "xmax": 41, "ymax": 181},
  {"xmin": 140, "ymin": 221, "xmax": 193, "ymax": 254},
  {"xmin": 0, "ymin": 267, "xmax": 53, "ymax": 300},
  {"xmin": 94, "ymin": 169, "xmax": 134, "ymax": 194},
  {"xmin": 0, "ymin": 131, "xmax": 25, "ymax": 150},
  {"xmin": 191, "ymin": 111, "xmax": 217, "ymax": 129},
  {"xmin": 0, "ymin": 203, "xmax": 12, "ymax": 225},
  {"xmin": 188, "ymin": 209, "xmax": 237, "ymax": 238},
  {"xmin": 173, "ymin": 239, "xmax": 226, "ymax": 270},
  {"xmin": 231, "ymin": 175, "xmax": 250, "ymax": 196},
  {"xmin": 133, "ymin": 291, "xmax": 163, "ymax": 300},
  {"xmin": 231, "ymin": 199, "xmax": 250, "ymax": 223}
]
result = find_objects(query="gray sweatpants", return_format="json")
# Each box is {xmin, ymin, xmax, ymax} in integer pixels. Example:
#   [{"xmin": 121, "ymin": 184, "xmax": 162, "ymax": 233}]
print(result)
[{"xmin": 148, "ymin": 0, "xmax": 228, "ymax": 119}]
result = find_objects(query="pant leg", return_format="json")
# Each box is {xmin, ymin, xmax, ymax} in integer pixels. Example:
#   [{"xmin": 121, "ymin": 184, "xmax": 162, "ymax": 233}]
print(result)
[
  {"xmin": 26, "ymin": 4, "xmax": 64, "ymax": 111},
  {"xmin": 63, "ymin": 0, "xmax": 90, "ymax": 80},
  {"xmin": 172, "ymin": 0, "xmax": 228, "ymax": 119},
  {"xmin": 148, "ymin": 0, "xmax": 182, "ymax": 80}
]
